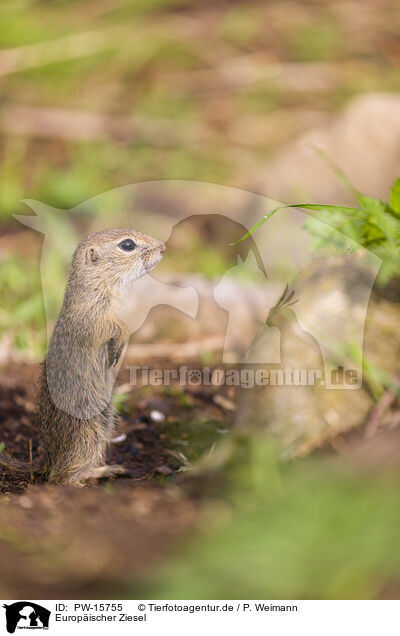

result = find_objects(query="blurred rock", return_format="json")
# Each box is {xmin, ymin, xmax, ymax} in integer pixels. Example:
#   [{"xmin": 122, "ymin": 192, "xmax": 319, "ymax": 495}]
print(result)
[
  {"xmin": 234, "ymin": 255, "xmax": 400, "ymax": 455},
  {"xmin": 258, "ymin": 93, "xmax": 400, "ymax": 204}
]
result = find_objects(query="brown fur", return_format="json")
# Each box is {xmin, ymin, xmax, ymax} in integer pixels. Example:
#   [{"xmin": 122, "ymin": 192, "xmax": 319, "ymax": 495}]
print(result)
[{"xmin": 0, "ymin": 228, "xmax": 165, "ymax": 486}]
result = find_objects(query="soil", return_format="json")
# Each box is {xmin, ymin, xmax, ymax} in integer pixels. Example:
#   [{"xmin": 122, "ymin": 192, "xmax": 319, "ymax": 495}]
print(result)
[
  {"xmin": 1, "ymin": 360, "xmax": 398, "ymax": 599},
  {"xmin": 0, "ymin": 360, "xmax": 234, "ymax": 598}
]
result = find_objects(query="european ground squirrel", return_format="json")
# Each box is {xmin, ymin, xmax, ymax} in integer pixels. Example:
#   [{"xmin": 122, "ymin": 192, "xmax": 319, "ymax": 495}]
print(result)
[{"xmin": 0, "ymin": 228, "xmax": 165, "ymax": 485}]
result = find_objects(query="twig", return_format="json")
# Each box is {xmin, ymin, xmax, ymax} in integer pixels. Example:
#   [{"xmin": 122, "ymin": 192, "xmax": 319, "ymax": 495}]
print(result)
[
  {"xmin": 126, "ymin": 336, "xmax": 224, "ymax": 361},
  {"xmin": 365, "ymin": 373, "xmax": 400, "ymax": 438},
  {"xmin": 167, "ymin": 59, "xmax": 341, "ymax": 96},
  {"xmin": 28, "ymin": 439, "xmax": 33, "ymax": 483},
  {"xmin": 0, "ymin": 29, "xmax": 118, "ymax": 77},
  {"xmin": 212, "ymin": 393, "xmax": 236, "ymax": 412},
  {"xmin": 0, "ymin": 103, "xmax": 208, "ymax": 146},
  {"xmin": 0, "ymin": 15, "xmax": 211, "ymax": 78}
]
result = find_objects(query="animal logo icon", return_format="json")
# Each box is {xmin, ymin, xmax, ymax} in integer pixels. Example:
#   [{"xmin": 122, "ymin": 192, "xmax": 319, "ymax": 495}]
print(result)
[
  {"xmin": 3, "ymin": 602, "xmax": 50, "ymax": 633},
  {"xmin": 265, "ymin": 284, "xmax": 299, "ymax": 327},
  {"xmin": 265, "ymin": 284, "xmax": 324, "ymax": 375},
  {"xmin": 188, "ymin": 369, "xmax": 202, "ymax": 385},
  {"xmin": 245, "ymin": 283, "xmax": 325, "ymax": 378}
]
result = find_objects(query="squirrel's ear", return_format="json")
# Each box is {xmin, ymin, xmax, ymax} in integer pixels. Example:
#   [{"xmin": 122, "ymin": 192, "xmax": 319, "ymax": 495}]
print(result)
[{"xmin": 86, "ymin": 246, "xmax": 99, "ymax": 265}]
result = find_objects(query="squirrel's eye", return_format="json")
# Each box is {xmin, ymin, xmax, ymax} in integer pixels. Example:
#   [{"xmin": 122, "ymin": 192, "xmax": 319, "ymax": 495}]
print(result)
[{"xmin": 118, "ymin": 238, "xmax": 136, "ymax": 252}]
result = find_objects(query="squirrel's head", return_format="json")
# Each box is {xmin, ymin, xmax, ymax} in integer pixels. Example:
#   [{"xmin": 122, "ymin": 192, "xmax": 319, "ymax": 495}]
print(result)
[
  {"xmin": 72, "ymin": 228, "xmax": 166, "ymax": 291},
  {"xmin": 266, "ymin": 284, "xmax": 298, "ymax": 328}
]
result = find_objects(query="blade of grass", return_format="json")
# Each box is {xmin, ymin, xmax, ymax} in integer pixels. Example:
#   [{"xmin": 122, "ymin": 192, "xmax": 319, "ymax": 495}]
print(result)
[
  {"xmin": 229, "ymin": 206, "xmax": 282, "ymax": 245},
  {"xmin": 231, "ymin": 203, "xmax": 366, "ymax": 245},
  {"xmin": 312, "ymin": 145, "xmax": 361, "ymax": 201}
]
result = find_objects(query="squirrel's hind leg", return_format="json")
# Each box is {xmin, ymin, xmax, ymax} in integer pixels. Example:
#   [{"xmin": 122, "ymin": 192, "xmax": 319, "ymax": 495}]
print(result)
[
  {"xmin": 82, "ymin": 464, "xmax": 129, "ymax": 480},
  {"xmin": 47, "ymin": 464, "xmax": 129, "ymax": 486}
]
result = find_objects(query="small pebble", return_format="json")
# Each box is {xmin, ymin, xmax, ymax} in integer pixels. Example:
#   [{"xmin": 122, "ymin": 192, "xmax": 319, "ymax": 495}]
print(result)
[
  {"xmin": 111, "ymin": 433, "xmax": 127, "ymax": 444},
  {"xmin": 150, "ymin": 410, "xmax": 165, "ymax": 423},
  {"xmin": 19, "ymin": 496, "xmax": 33, "ymax": 509},
  {"xmin": 156, "ymin": 465, "xmax": 173, "ymax": 475},
  {"xmin": 213, "ymin": 394, "xmax": 236, "ymax": 411}
]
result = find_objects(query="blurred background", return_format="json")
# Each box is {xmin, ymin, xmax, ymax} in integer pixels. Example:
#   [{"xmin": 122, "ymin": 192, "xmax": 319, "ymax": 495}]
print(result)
[
  {"xmin": 1, "ymin": 0, "xmax": 400, "ymax": 354},
  {"xmin": 1, "ymin": 0, "xmax": 400, "ymax": 601}
]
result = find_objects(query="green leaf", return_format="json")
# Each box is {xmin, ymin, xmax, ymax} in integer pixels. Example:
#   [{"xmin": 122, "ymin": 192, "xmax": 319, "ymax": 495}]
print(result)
[
  {"xmin": 295, "ymin": 203, "xmax": 364, "ymax": 215},
  {"xmin": 0, "ymin": 442, "xmax": 4, "ymax": 453},
  {"xmin": 357, "ymin": 195, "xmax": 385, "ymax": 214},
  {"xmin": 231, "ymin": 203, "xmax": 365, "ymax": 245},
  {"xmin": 390, "ymin": 178, "xmax": 400, "ymax": 215},
  {"xmin": 229, "ymin": 206, "xmax": 282, "ymax": 245},
  {"xmin": 358, "ymin": 195, "xmax": 399, "ymax": 246}
]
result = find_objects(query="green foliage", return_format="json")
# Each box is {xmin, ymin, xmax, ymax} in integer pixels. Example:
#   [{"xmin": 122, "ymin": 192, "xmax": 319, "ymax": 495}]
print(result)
[
  {"xmin": 0, "ymin": 255, "xmax": 46, "ymax": 354},
  {"xmin": 303, "ymin": 179, "xmax": 400, "ymax": 282},
  {"xmin": 162, "ymin": 416, "xmax": 228, "ymax": 465},
  {"xmin": 235, "ymin": 173, "xmax": 400, "ymax": 284},
  {"xmin": 288, "ymin": 18, "xmax": 343, "ymax": 62},
  {"xmin": 138, "ymin": 449, "xmax": 400, "ymax": 599},
  {"xmin": 389, "ymin": 178, "xmax": 400, "ymax": 215},
  {"xmin": 218, "ymin": 7, "xmax": 263, "ymax": 48},
  {"xmin": 0, "ymin": 0, "xmax": 398, "ymax": 225},
  {"xmin": 112, "ymin": 391, "xmax": 131, "ymax": 415}
]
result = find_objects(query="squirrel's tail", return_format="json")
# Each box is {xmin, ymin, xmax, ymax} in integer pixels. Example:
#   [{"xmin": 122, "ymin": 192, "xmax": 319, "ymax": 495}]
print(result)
[{"xmin": 0, "ymin": 451, "xmax": 43, "ymax": 474}]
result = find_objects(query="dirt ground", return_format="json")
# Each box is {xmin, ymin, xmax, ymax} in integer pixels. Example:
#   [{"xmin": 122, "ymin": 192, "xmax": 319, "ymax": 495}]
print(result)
[
  {"xmin": 0, "ymin": 361, "xmax": 234, "ymax": 598},
  {"xmin": 2, "ymin": 358, "xmax": 400, "ymax": 598}
]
